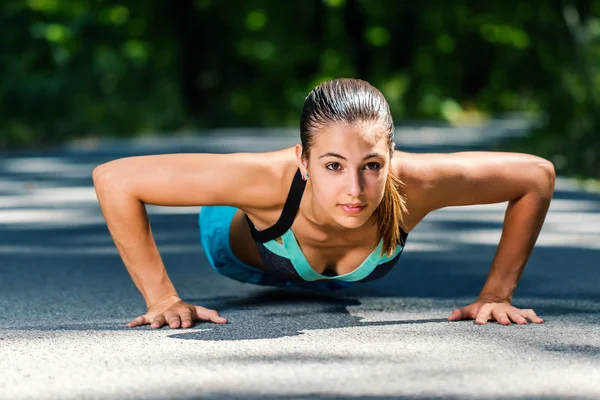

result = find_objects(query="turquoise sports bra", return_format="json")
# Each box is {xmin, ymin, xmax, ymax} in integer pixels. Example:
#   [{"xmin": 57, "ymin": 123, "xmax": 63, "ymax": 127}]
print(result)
[{"xmin": 245, "ymin": 168, "xmax": 408, "ymax": 283}]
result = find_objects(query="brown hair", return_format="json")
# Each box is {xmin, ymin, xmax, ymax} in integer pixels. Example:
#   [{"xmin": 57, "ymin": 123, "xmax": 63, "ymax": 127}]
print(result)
[{"xmin": 299, "ymin": 78, "xmax": 408, "ymax": 256}]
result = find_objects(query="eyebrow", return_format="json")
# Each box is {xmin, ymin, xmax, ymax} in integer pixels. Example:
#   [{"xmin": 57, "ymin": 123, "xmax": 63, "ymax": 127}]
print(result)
[{"xmin": 318, "ymin": 152, "xmax": 385, "ymax": 161}]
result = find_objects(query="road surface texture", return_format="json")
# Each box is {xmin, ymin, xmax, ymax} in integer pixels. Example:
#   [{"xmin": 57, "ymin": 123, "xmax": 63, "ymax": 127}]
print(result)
[{"xmin": 1, "ymin": 119, "xmax": 599, "ymax": 399}]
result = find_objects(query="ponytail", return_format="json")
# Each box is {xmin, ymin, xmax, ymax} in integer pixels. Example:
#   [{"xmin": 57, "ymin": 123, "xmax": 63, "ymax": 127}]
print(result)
[{"xmin": 375, "ymin": 172, "xmax": 408, "ymax": 257}]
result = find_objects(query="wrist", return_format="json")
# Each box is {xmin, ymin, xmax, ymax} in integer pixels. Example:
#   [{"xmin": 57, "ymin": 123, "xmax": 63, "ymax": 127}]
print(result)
[
  {"xmin": 478, "ymin": 279, "xmax": 515, "ymax": 304},
  {"xmin": 146, "ymin": 292, "xmax": 180, "ymax": 310},
  {"xmin": 477, "ymin": 292, "xmax": 512, "ymax": 304}
]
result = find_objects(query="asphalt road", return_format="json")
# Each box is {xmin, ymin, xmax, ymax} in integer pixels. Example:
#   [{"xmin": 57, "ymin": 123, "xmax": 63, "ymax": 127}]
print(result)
[{"xmin": 1, "ymin": 120, "xmax": 599, "ymax": 399}]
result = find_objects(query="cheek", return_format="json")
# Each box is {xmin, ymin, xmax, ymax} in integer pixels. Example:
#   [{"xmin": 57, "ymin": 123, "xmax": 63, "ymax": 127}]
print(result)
[
  {"xmin": 366, "ymin": 182, "xmax": 387, "ymax": 209},
  {"xmin": 313, "ymin": 182, "xmax": 339, "ymax": 203},
  {"xmin": 366, "ymin": 175, "xmax": 386, "ymax": 195},
  {"xmin": 311, "ymin": 181, "xmax": 344, "ymax": 208}
]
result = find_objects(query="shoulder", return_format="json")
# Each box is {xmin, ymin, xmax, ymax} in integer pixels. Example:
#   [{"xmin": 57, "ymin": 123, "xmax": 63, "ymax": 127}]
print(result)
[
  {"xmin": 241, "ymin": 146, "xmax": 300, "ymax": 212},
  {"xmin": 390, "ymin": 150, "xmax": 433, "ymax": 232},
  {"xmin": 392, "ymin": 150, "xmax": 555, "ymax": 225},
  {"xmin": 237, "ymin": 146, "xmax": 301, "ymax": 229}
]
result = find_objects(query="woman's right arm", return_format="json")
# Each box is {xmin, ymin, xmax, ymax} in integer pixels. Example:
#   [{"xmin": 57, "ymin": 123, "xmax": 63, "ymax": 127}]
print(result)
[{"xmin": 92, "ymin": 152, "xmax": 280, "ymax": 325}]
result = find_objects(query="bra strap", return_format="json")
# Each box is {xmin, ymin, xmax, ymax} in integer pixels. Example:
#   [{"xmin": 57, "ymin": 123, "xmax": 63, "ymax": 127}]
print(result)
[{"xmin": 246, "ymin": 168, "xmax": 306, "ymax": 243}]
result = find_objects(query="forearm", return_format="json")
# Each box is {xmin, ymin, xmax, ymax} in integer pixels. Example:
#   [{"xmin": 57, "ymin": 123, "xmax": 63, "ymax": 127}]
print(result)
[
  {"xmin": 478, "ymin": 187, "xmax": 554, "ymax": 303},
  {"xmin": 93, "ymin": 172, "xmax": 178, "ymax": 308}
]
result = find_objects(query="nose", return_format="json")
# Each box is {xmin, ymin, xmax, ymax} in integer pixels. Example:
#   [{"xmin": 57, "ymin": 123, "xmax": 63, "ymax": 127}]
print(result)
[{"xmin": 346, "ymin": 170, "xmax": 363, "ymax": 198}]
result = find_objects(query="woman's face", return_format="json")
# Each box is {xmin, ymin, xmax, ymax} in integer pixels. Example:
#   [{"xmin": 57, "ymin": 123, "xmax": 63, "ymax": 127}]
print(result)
[{"xmin": 299, "ymin": 122, "xmax": 391, "ymax": 230}]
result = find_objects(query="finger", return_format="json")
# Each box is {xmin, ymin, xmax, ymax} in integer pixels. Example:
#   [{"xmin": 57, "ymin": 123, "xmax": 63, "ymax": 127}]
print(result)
[
  {"xmin": 127, "ymin": 315, "xmax": 149, "ymax": 328},
  {"xmin": 475, "ymin": 305, "xmax": 491, "ymax": 325},
  {"xmin": 521, "ymin": 309, "xmax": 544, "ymax": 324},
  {"xmin": 151, "ymin": 315, "xmax": 166, "ymax": 329},
  {"xmin": 448, "ymin": 308, "xmax": 467, "ymax": 321},
  {"xmin": 492, "ymin": 309, "xmax": 510, "ymax": 325},
  {"xmin": 179, "ymin": 310, "xmax": 194, "ymax": 329},
  {"xmin": 166, "ymin": 312, "xmax": 181, "ymax": 329},
  {"xmin": 507, "ymin": 310, "xmax": 527, "ymax": 325},
  {"xmin": 195, "ymin": 307, "xmax": 227, "ymax": 324}
]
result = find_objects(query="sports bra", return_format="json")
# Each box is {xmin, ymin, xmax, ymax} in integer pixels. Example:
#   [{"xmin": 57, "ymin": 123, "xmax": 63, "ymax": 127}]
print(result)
[{"xmin": 244, "ymin": 168, "xmax": 408, "ymax": 283}]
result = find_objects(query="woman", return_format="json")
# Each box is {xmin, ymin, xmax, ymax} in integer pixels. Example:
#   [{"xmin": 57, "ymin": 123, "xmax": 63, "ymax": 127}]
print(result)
[{"xmin": 93, "ymin": 78, "xmax": 554, "ymax": 330}]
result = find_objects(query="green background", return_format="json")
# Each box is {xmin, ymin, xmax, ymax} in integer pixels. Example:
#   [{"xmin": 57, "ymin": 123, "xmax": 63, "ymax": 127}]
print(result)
[{"xmin": 1, "ymin": 0, "xmax": 599, "ymax": 179}]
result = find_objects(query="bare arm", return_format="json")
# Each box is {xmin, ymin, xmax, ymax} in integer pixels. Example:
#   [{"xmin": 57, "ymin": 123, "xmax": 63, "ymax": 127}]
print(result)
[
  {"xmin": 396, "ymin": 150, "xmax": 556, "ymax": 302},
  {"xmin": 92, "ymin": 152, "xmax": 279, "ymax": 309}
]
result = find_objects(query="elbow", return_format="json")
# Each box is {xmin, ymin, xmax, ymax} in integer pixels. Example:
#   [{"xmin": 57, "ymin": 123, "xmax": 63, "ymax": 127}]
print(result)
[
  {"xmin": 92, "ymin": 160, "xmax": 139, "ymax": 203},
  {"xmin": 92, "ymin": 161, "xmax": 123, "ymax": 191},
  {"xmin": 533, "ymin": 158, "xmax": 556, "ymax": 198},
  {"xmin": 92, "ymin": 163, "xmax": 112, "ymax": 188}
]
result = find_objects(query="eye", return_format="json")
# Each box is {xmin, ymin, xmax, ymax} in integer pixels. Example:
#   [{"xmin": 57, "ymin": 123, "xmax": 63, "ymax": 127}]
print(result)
[
  {"xmin": 326, "ymin": 162, "xmax": 381, "ymax": 171},
  {"xmin": 365, "ymin": 162, "xmax": 381, "ymax": 170},
  {"xmin": 326, "ymin": 162, "xmax": 342, "ymax": 171}
]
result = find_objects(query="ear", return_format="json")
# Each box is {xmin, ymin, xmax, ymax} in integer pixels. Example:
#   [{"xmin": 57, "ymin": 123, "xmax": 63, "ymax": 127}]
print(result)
[{"xmin": 295, "ymin": 144, "xmax": 308, "ymax": 173}]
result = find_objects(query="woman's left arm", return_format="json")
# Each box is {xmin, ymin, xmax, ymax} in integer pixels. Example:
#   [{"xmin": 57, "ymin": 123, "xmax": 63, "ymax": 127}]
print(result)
[{"xmin": 396, "ymin": 150, "xmax": 556, "ymax": 325}]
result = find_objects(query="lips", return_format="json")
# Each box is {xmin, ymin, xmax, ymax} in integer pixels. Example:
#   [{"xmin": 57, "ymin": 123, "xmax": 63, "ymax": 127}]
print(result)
[{"xmin": 339, "ymin": 203, "xmax": 366, "ymax": 214}]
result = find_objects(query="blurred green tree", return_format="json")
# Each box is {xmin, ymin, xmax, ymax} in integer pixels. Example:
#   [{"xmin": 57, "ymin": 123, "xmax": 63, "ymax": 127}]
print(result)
[{"xmin": 0, "ymin": 0, "xmax": 598, "ymax": 178}]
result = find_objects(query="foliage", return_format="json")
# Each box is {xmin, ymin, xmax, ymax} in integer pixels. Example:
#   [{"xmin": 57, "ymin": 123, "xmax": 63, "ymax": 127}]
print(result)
[{"xmin": 0, "ymin": 0, "xmax": 598, "ymax": 176}]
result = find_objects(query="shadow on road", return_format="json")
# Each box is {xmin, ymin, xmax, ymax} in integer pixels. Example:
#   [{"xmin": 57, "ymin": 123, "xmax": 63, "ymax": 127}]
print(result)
[{"xmin": 171, "ymin": 290, "xmax": 448, "ymax": 341}]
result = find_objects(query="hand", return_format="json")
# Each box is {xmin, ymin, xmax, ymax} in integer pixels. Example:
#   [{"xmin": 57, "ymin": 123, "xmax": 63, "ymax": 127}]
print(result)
[
  {"xmin": 447, "ymin": 298, "xmax": 544, "ymax": 325},
  {"xmin": 126, "ymin": 295, "xmax": 227, "ymax": 329}
]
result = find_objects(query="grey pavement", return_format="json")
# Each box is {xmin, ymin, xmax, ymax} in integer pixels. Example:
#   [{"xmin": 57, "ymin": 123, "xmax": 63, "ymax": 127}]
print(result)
[{"xmin": 1, "ymin": 118, "xmax": 599, "ymax": 399}]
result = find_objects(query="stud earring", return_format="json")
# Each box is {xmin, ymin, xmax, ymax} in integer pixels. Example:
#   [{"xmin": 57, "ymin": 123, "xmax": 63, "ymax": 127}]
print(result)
[{"xmin": 302, "ymin": 173, "xmax": 309, "ymax": 181}]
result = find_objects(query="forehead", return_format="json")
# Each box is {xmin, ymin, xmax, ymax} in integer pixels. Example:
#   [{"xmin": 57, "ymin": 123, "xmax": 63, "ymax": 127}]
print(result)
[{"xmin": 312, "ymin": 122, "xmax": 389, "ymax": 150}]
